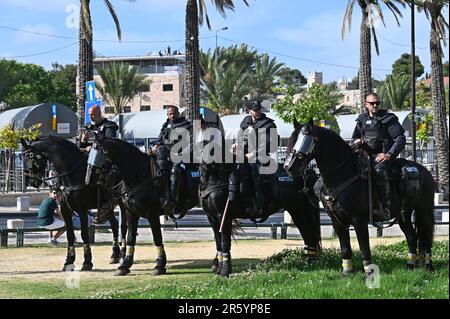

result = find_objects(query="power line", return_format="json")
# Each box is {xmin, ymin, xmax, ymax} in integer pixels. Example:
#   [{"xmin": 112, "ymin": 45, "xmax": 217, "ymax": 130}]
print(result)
[
  {"xmin": 0, "ymin": 42, "xmax": 78, "ymax": 59},
  {"xmin": 0, "ymin": 25, "xmax": 215, "ymax": 44},
  {"xmin": 374, "ymin": 30, "xmax": 428, "ymax": 49},
  {"xmin": 218, "ymin": 36, "xmax": 392, "ymax": 72}
]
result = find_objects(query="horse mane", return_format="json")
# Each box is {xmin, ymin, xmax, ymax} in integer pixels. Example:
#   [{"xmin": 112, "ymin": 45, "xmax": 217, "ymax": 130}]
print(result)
[
  {"xmin": 35, "ymin": 136, "xmax": 84, "ymax": 156},
  {"xmin": 287, "ymin": 126, "xmax": 302, "ymax": 153},
  {"xmin": 101, "ymin": 137, "xmax": 149, "ymax": 162}
]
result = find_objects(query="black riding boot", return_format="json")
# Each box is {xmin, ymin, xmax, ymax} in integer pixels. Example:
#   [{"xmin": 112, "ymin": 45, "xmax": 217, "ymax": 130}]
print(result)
[
  {"xmin": 374, "ymin": 170, "xmax": 391, "ymax": 221},
  {"xmin": 161, "ymin": 168, "xmax": 175, "ymax": 210}
]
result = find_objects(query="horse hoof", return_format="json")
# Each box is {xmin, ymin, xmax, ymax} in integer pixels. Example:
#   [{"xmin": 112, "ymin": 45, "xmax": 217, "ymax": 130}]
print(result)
[
  {"xmin": 114, "ymin": 268, "xmax": 130, "ymax": 276},
  {"xmin": 341, "ymin": 269, "xmax": 355, "ymax": 277},
  {"xmin": 211, "ymin": 265, "xmax": 218, "ymax": 273},
  {"xmin": 109, "ymin": 258, "xmax": 120, "ymax": 264},
  {"xmin": 62, "ymin": 264, "xmax": 75, "ymax": 272},
  {"xmin": 425, "ymin": 264, "xmax": 434, "ymax": 272},
  {"xmin": 81, "ymin": 263, "xmax": 93, "ymax": 271},
  {"xmin": 152, "ymin": 267, "xmax": 166, "ymax": 276},
  {"xmin": 406, "ymin": 263, "xmax": 416, "ymax": 270}
]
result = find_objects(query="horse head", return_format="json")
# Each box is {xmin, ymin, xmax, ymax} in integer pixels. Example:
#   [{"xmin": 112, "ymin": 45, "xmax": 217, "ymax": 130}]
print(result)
[
  {"xmin": 284, "ymin": 118, "xmax": 317, "ymax": 177},
  {"xmin": 20, "ymin": 138, "xmax": 48, "ymax": 188}
]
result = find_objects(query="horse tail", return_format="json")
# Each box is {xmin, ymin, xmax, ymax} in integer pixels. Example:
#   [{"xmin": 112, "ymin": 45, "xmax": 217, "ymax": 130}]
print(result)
[
  {"xmin": 231, "ymin": 219, "xmax": 244, "ymax": 240},
  {"xmin": 414, "ymin": 165, "xmax": 436, "ymax": 252}
]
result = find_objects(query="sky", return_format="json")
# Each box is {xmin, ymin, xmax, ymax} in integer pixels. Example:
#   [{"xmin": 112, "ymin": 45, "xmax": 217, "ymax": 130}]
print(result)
[{"xmin": 0, "ymin": 0, "xmax": 448, "ymax": 83}]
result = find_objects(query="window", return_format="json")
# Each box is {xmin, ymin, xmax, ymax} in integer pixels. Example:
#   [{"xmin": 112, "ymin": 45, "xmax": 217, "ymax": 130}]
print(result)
[
  {"xmin": 104, "ymin": 106, "xmax": 115, "ymax": 114},
  {"xmin": 140, "ymin": 105, "xmax": 151, "ymax": 111},
  {"xmin": 163, "ymin": 84, "xmax": 173, "ymax": 92},
  {"xmin": 123, "ymin": 106, "xmax": 131, "ymax": 113}
]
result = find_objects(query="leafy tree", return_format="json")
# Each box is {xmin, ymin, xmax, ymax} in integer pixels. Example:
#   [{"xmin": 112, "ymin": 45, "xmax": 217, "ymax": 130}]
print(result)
[
  {"xmin": 95, "ymin": 63, "xmax": 149, "ymax": 115},
  {"xmin": 50, "ymin": 63, "xmax": 77, "ymax": 112},
  {"xmin": 0, "ymin": 60, "xmax": 22, "ymax": 106},
  {"xmin": 2, "ymin": 63, "xmax": 53, "ymax": 109},
  {"xmin": 392, "ymin": 53, "xmax": 425, "ymax": 79},
  {"xmin": 273, "ymin": 83, "xmax": 340, "ymax": 132},
  {"xmin": 0, "ymin": 124, "xmax": 40, "ymax": 191},
  {"xmin": 416, "ymin": 81, "xmax": 432, "ymax": 108},
  {"xmin": 277, "ymin": 68, "xmax": 306, "ymax": 90},
  {"xmin": 416, "ymin": 112, "xmax": 433, "ymax": 150},
  {"xmin": 443, "ymin": 61, "xmax": 449, "ymax": 77}
]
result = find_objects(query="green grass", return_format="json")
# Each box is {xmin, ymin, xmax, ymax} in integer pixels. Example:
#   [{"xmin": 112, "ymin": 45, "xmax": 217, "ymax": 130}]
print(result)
[{"xmin": 0, "ymin": 240, "xmax": 448, "ymax": 299}]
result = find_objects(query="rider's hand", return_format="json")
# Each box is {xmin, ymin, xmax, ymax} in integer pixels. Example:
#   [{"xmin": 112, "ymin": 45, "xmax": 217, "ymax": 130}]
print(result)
[
  {"xmin": 81, "ymin": 131, "xmax": 90, "ymax": 142},
  {"xmin": 245, "ymin": 152, "xmax": 255, "ymax": 160},
  {"xmin": 151, "ymin": 144, "xmax": 158, "ymax": 155},
  {"xmin": 375, "ymin": 153, "xmax": 391, "ymax": 163},
  {"xmin": 85, "ymin": 146, "xmax": 92, "ymax": 152},
  {"xmin": 353, "ymin": 139, "xmax": 363, "ymax": 145}
]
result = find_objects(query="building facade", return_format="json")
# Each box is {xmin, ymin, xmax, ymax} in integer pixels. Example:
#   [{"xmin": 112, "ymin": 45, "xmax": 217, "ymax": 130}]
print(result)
[{"xmin": 92, "ymin": 51, "xmax": 185, "ymax": 117}]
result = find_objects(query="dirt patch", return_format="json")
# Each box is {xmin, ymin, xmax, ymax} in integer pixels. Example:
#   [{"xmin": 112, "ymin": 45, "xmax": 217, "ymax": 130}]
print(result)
[{"xmin": 0, "ymin": 236, "xmax": 446, "ymax": 283}]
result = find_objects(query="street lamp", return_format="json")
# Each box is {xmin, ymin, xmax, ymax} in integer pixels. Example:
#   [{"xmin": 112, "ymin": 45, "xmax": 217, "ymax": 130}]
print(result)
[{"xmin": 215, "ymin": 26, "xmax": 228, "ymax": 49}]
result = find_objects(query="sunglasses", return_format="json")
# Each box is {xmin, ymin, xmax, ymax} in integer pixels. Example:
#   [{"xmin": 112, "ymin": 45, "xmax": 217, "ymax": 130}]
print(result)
[{"xmin": 366, "ymin": 101, "xmax": 380, "ymax": 106}]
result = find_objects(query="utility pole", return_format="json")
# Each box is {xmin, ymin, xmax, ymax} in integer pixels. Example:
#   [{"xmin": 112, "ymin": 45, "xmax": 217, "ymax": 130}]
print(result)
[{"xmin": 411, "ymin": 1, "xmax": 417, "ymax": 162}]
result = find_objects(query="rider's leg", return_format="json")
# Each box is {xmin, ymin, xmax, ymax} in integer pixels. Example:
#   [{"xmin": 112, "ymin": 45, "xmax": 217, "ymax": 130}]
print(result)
[
  {"xmin": 156, "ymin": 146, "xmax": 173, "ymax": 208},
  {"xmin": 250, "ymin": 163, "xmax": 263, "ymax": 214},
  {"xmin": 373, "ymin": 161, "xmax": 391, "ymax": 220}
]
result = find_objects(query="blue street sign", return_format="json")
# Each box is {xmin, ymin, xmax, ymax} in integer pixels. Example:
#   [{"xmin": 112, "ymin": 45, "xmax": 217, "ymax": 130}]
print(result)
[
  {"xmin": 85, "ymin": 81, "xmax": 96, "ymax": 103},
  {"xmin": 84, "ymin": 98, "xmax": 102, "ymax": 125}
]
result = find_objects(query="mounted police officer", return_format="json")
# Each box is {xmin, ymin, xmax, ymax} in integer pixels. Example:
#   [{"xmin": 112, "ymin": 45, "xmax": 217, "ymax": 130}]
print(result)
[
  {"xmin": 151, "ymin": 105, "xmax": 191, "ymax": 210},
  {"xmin": 79, "ymin": 105, "xmax": 119, "ymax": 223},
  {"xmin": 352, "ymin": 93, "xmax": 406, "ymax": 220},
  {"xmin": 231, "ymin": 100, "xmax": 278, "ymax": 216}
]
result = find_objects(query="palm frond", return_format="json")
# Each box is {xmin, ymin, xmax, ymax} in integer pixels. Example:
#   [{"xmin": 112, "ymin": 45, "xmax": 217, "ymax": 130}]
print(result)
[{"xmin": 103, "ymin": 0, "xmax": 122, "ymax": 41}]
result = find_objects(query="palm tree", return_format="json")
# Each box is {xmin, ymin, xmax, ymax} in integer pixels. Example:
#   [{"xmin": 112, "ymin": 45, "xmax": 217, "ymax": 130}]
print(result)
[
  {"xmin": 95, "ymin": 63, "xmax": 149, "ymax": 115},
  {"xmin": 78, "ymin": 0, "xmax": 121, "ymax": 128},
  {"xmin": 417, "ymin": 0, "xmax": 449, "ymax": 194},
  {"xmin": 184, "ymin": 0, "xmax": 249, "ymax": 122},
  {"xmin": 377, "ymin": 73, "xmax": 411, "ymax": 110},
  {"xmin": 202, "ymin": 63, "xmax": 251, "ymax": 115},
  {"xmin": 342, "ymin": 0, "xmax": 405, "ymax": 112},
  {"xmin": 250, "ymin": 53, "xmax": 286, "ymax": 101}
]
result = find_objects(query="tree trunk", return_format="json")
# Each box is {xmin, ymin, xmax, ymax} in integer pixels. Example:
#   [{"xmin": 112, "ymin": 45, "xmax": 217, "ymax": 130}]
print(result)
[
  {"xmin": 359, "ymin": 5, "xmax": 372, "ymax": 113},
  {"xmin": 430, "ymin": 30, "xmax": 449, "ymax": 193},
  {"xmin": 184, "ymin": 0, "xmax": 200, "ymax": 122},
  {"xmin": 77, "ymin": 0, "xmax": 94, "ymax": 129}
]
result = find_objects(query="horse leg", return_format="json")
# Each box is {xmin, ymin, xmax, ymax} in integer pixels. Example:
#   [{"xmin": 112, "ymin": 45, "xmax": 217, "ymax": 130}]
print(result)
[
  {"xmin": 331, "ymin": 218, "xmax": 353, "ymax": 276},
  {"xmin": 78, "ymin": 210, "xmax": 93, "ymax": 271},
  {"xmin": 206, "ymin": 212, "xmax": 222, "ymax": 274},
  {"xmin": 219, "ymin": 214, "xmax": 233, "ymax": 277},
  {"xmin": 61, "ymin": 201, "xmax": 76, "ymax": 271},
  {"xmin": 398, "ymin": 211, "xmax": 419, "ymax": 270},
  {"xmin": 287, "ymin": 200, "xmax": 321, "ymax": 260},
  {"xmin": 115, "ymin": 212, "xmax": 138, "ymax": 276},
  {"xmin": 353, "ymin": 220, "xmax": 373, "ymax": 277},
  {"xmin": 108, "ymin": 210, "xmax": 121, "ymax": 264},
  {"xmin": 118, "ymin": 203, "xmax": 128, "ymax": 262},
  {"xmin": 415, "ymin": 206, "xmax": 435, "ymax": 272},
  {"xmin": 147, "ymin": 213, "xmax": 167, "ymax": 276}
]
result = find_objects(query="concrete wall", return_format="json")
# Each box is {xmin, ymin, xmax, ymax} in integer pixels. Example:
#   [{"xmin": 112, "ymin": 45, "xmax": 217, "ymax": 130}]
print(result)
[{"xmin": 0, "ymin": 192, "xmax": 48, "ymax": 206}]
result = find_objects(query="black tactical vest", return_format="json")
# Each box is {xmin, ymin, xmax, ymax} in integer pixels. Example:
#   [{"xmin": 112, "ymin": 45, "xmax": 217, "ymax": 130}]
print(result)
[
  {"xmin": 361, "ymin": 116, "xmax": 389, "ymax": 154},
  {"xmin": 161, "ymin": 117, "xmax": 191, "ymax": 145}
]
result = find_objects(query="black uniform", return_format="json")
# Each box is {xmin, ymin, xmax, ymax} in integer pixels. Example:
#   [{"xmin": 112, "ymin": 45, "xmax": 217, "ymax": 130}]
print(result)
[
  {"xmin": 232, "ymin": 113, "xmax": 278, "ymax": 214},
  {"xmin": 154, "ymin": 116, "xmax": 192, "ymax": 208},
  {"xmin": 79, "ymin": 118, "xmax": 119, "ymax": 148},
  {"xmin": 352, "ymin": 109, "xmax": 406, "ymax": 216}
]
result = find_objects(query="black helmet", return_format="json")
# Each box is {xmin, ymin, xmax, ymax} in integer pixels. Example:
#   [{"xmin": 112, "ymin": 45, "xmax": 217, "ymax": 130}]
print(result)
[{"xmin": 246, "ymin": 100, "xmax": 262, "ymax": 111}]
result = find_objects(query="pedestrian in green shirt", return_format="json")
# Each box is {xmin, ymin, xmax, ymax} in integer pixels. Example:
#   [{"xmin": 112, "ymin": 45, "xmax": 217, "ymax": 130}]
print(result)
[{"xmin": 37, "ymin": 190, "xmax": 65, "ymax": 245}]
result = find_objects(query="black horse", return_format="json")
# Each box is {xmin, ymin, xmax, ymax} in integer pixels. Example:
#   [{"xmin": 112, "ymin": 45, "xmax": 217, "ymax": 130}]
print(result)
[
  {"xmin": 195, "ymin": 127, "xmax": 322, "ymax": 277},
  {"xmin": 284, "ymin": 120, "xmax": 435, "ymax": 275},
  {"xmin": 20, "ymin": 136, "xmax": 127, "ymax": 271},
  {"xmin": 93, "ymin": 136, "xmax": 199, "ymax": 276}
]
